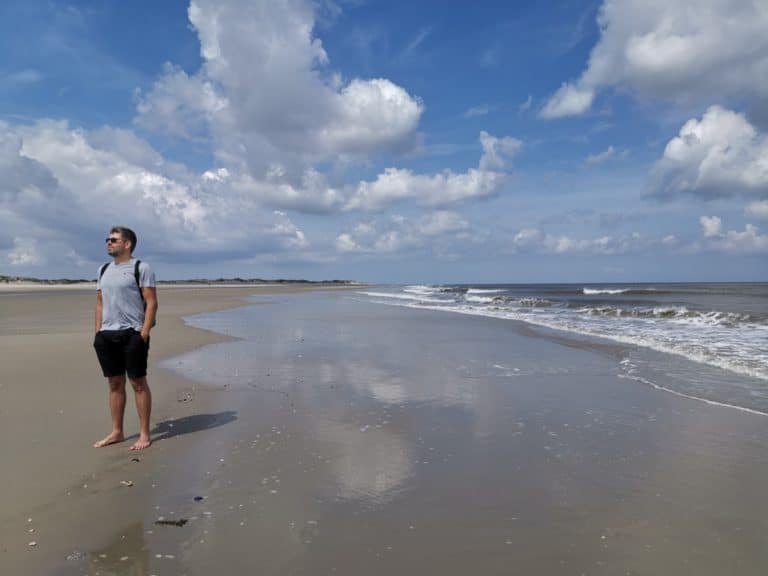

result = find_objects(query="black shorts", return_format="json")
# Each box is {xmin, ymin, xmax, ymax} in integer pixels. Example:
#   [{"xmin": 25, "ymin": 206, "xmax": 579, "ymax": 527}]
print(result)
[{"xmin": 94, "ymin": 329, "xmax": 150, "ymax": 379}]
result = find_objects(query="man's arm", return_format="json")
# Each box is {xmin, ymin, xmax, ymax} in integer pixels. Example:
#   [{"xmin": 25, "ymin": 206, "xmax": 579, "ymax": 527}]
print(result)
[
  {"xmin": 140, "ymin": 287, "xmax": 158, "ymax": 341},
  {"xmin": 95, "ymin": 291, "xmax": 103, "ymax": 333}
]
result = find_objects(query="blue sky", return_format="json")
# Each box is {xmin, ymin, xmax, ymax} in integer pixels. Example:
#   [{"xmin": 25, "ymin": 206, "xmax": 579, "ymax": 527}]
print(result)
[{"xmin": 1, "ymin": 0, "xmax": 767, "ymax": 283}]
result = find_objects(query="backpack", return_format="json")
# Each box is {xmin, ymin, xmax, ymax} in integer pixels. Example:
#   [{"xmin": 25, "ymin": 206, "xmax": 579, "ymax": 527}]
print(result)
[{"xmin": 99, "ymin": 259, "xmax": 156, "ymax": 326}]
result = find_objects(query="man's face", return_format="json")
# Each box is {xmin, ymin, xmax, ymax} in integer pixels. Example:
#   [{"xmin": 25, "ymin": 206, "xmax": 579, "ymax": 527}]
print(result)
[{"xmin": 106, "ymin": 233, "xmax": 128, "ymax": 257}]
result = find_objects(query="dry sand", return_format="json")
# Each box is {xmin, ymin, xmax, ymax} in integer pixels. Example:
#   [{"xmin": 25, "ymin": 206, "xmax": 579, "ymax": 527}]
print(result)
[{"xmin": 2, "ymin": 286, "xmax": 768, "ymax": 575}]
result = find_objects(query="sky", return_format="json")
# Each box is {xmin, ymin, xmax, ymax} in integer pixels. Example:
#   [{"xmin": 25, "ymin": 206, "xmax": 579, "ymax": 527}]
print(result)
[{"xmin": 1, "ymin": 0, "xmax": 767, "ymax": 283}]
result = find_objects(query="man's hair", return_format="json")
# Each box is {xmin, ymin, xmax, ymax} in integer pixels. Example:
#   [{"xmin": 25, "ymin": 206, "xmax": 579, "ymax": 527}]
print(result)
[{"xmin": 111, "ymin": 226, "xmax": 138, "ymax": 254}]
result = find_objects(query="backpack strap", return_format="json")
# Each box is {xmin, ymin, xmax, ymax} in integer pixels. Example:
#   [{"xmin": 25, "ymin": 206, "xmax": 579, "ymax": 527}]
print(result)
[
  {"xmin": 98, "ymin": 262, "xmax": 110, "ymax": 283},
  {"xmin": 134, "ymin": 259, "xmax": 145, "ymax": 303}
]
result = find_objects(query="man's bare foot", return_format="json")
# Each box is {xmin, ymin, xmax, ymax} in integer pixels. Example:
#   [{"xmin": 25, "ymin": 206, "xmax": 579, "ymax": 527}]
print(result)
[
  {"xmin": 93, "ymin": 432, "xmax": 124, "ymax": 448},
  {"xmin": 130, "ymin": 436, "xmax": 152, "ymax": 450}
]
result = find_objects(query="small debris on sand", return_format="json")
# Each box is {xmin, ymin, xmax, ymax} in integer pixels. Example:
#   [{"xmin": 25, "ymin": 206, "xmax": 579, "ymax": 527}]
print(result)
[{"xmin": 154, "ymin": 519, "xmax": 188, "ymax": 527}]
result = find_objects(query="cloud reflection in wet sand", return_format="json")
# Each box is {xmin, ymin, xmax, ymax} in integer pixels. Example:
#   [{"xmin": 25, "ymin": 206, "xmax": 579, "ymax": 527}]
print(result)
[{"xmin": 314, "ymin": 419, "xmax": 413, "ymax": 504}]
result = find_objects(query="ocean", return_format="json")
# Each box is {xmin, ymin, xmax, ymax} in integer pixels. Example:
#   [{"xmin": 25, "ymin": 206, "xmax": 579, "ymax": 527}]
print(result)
[{"xmin": 357, "ymin": 283, "xmax": 768, "ymax": 415}]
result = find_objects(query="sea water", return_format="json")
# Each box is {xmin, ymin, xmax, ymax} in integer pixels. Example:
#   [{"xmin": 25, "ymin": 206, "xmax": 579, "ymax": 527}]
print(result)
[{"xmin": 357, "ymin": 283, "xmax": 768, "ymax": 414}]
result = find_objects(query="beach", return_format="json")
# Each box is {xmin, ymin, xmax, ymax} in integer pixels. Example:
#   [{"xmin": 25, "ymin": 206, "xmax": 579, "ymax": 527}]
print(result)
[{"xmin": 2, "ymin": 286, "xmax": 768, "ymax": 575}]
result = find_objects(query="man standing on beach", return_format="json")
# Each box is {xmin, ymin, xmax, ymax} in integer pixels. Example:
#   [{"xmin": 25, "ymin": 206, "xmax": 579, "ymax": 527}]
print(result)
[{"xmin": 93, "ymin": 227, "xmax": 158, "ymax": 450}]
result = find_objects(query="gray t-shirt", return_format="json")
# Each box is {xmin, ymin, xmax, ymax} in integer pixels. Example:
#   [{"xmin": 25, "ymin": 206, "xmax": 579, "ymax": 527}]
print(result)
[{"xmin": 97, "ymin": 259, "xmax": 156, "ymax": 331}]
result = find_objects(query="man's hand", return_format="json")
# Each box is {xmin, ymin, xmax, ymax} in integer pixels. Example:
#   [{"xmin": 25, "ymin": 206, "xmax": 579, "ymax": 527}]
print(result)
[{"xmin": 140, "ymin": 329, "xmax": 150, "ymax": 342}]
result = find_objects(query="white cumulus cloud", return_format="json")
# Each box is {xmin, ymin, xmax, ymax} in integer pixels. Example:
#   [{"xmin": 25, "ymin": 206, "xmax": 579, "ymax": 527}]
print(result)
[
  {"xmin": 418, "ymin": 211, "xmax": 469, "ymax": 236},
  {"xmin": 8, "ymin": 237, "xmax": 43, "ymax": 266},
  {"xmin": 541, "ymin": 0, "xmax": 768, "ymax": 118},
  {"xmin": 135, "ymin": 63, "xmax": 227, "ymax": 139},
  {"xmin": 700, "ymin": 215, "xmax": 722, "ymax": 237},
  {"xmin": 540, "ymin": 83, "xmax": 594, "ymax": 119},
  {"xmin": 586, "ymin": 145, "xmax": 616, "ymax": 165},
  {"xmin": 346, "ymin": 132, "xmax": 521, "ymax": 211},
  {"xmin": 699, "ymin": 215, "xmax": 768, "ymax": 253},
  {"xmin": 268, "ymin": 210, "xmax": 308, "ymax": 249},
  {"xmin": 511, "ymin": 228, "xmax": 652, "ymax": 255},
  {"xmin": 127, "ymin": 0, "xmax": 523, "ymax": 224},
  {"xmin": 346, "ymin": 168, "xmax": 497, "ymax": 212},
  {"xmin": 336, "ymin": 211, "xmax": 472, "ymax": 254},
  {"xmin": 0, "ymin": 120, "xmax": 318, "ymax": 271},
  {"xmin": 653, "ymin": 106, "xmax": 768, "ymax": 198},
  {"xmin": 317, "ymin": 78, "xmax": 423, "ymax": 156},
  {"xmin": 717, "ymin": 224, "xmax": 768, "ymax": 253},
  {"xmin": 136, "ymin": 0, "xmax": 423, "ymax": 184},
  {"xmin": 464, "ymin": 105, "xmax": 490, "ymax": 119},
  {"xmin": 747, "ymin": 200, "xmax": 768, "ymax": 219},
  {"xmin": 478, "ymin": 131, "xmax": 522, "ymax": 171}
]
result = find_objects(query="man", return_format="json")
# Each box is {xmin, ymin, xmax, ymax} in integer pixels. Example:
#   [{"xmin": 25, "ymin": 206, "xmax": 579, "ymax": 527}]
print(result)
[{"xmin": 93, "ymin": 227, "xmax": 158, "ymax": 450}]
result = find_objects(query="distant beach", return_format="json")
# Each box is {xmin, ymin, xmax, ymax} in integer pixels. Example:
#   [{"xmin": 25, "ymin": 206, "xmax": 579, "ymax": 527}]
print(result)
[{"xmin": 2, "ymin": 285, "xmax": 768, "ymax": 575}]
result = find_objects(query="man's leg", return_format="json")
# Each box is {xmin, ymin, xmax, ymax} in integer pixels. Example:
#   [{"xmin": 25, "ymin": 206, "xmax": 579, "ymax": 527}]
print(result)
[
  {"xmin": 94, "ymin": 375, "xmax": 127, "ymax": 447},
  {"xmin": 129, "ymin": 376, "xmax": 152, "ymax": 450}
]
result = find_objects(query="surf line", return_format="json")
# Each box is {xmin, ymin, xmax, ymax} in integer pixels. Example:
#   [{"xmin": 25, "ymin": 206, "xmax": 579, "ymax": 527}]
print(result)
[{"xmin": 618, "ymin": 372, "xmax": 768, "ymax": 417}]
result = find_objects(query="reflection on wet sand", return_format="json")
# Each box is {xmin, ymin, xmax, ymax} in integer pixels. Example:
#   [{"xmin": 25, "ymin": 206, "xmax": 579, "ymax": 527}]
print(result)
[{"xmin": 314, "ymin": 419, "xmax": 412, "ymax": 503}]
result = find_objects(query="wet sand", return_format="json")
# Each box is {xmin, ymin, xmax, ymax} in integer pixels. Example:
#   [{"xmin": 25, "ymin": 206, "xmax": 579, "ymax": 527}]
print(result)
[{"xmin": 2, "ymin": 288, "xmax": 768, "ymax": 575}]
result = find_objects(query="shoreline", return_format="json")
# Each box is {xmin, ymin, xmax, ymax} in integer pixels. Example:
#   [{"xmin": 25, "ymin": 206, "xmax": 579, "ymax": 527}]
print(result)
[{"xmin": 0, "ymin": 284, "xmax": 353, "ymax": 575}]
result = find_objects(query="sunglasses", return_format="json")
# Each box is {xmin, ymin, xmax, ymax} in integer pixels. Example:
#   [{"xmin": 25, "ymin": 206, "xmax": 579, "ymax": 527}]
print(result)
[{"xmin": 105, "ymin": 237, "xmax": 123, "ymax": 244}]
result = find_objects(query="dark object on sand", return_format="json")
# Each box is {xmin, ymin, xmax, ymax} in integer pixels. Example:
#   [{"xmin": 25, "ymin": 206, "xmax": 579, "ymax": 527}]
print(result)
[
  {"xmin": 193, "ymin": 496, "xmax": 204, "ymax": 501},
  {"xmin": 154, "ymin": 519, "xmax": 188, "ymax": 527}
]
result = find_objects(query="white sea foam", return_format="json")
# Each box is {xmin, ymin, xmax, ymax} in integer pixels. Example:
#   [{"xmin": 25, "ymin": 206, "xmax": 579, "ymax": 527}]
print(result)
[
  {"xmin": 467, "ymin": 288, "xmax": 506, "ymax": 294},
  {"xmin": 357, "ymin": 291, "xmax": 449, "ymax": 305},
  {"xmin": 573, "ymin": 305, "xmax": 751, "ymax": 325},
  {"xmin": 363, "ymin": 292, "xmax": 768, "ymax": 382},
  {"xmin": 583, "ymin": 288, "xmax": 629, "ymax": 295},
  {"xmin": 403, "ymin": 285, "xmax": 440, "ymax": 295},
  {"xmin": 513, "ymin": 298, "xmax": 554, "ymax": 307},
  {"xmin": 465, "ymin": 295, "xmax": 495, "ymax": 304}
]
